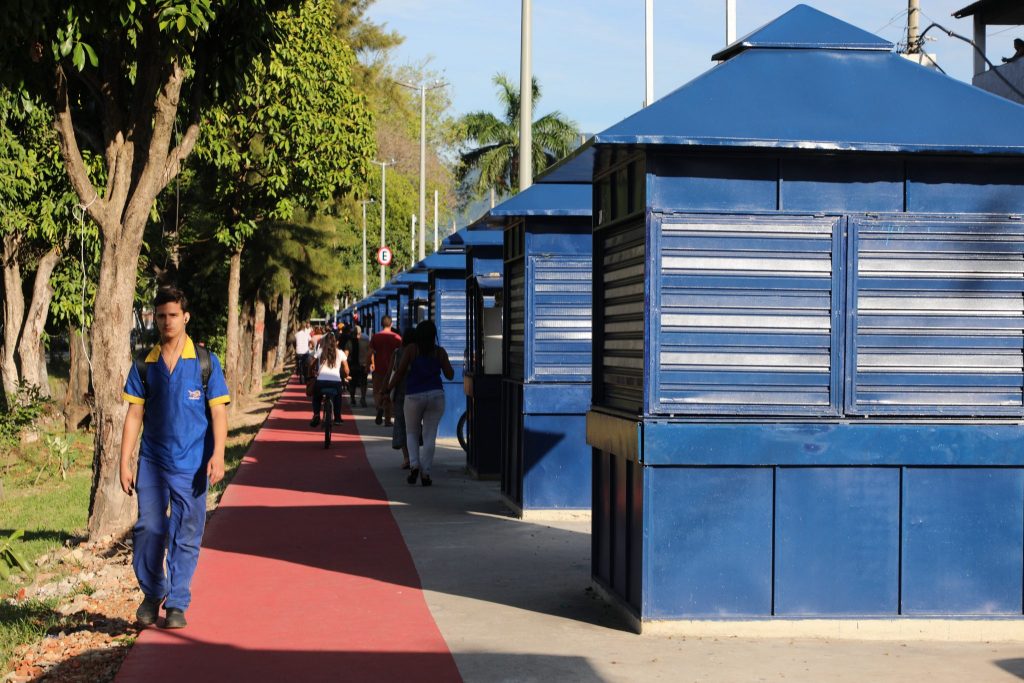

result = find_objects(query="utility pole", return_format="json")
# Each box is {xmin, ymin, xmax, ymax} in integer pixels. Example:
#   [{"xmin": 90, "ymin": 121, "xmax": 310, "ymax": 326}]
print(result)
[
  {"xmin": 370, "ymin": 159, "xmax": 393, "ymax": 288},
  {"xmin": 395, "ymin": 79, "xmax": 446, "ymax": 261},
  {"xmin": 907, "ymin": 0, "xmax": 920, "ymax": 53},
  {"xmin": 360, "ymin": 198, "xmax": 375, "ymax": 297},
  {"xmin": 411, "ymin": 214, "xmax": 416, "ymax": 267},
  {"xmin": 645, "ymin": 0, "xmax": 654, "ymax": 107},
  {"xmin": 519, "ymin": 0, "xmax": 533, "ymax": 191},
  {"xmin": 726, "ymin": 0, "xmax": 736, "ymax": 45},
  {"xmin": 433, "ymin": 190, "xmax": 439, "ymax": 252}
]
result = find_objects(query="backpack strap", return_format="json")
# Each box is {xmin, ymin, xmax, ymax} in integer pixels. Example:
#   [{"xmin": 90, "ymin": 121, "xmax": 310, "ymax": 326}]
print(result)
[
  {"xmin": 196, "ymin": 344, "xmax": 212, "ymax": 396},
  {"xmin": 134, "ymin": 351, "xmax": 151, "ymax": 399}
]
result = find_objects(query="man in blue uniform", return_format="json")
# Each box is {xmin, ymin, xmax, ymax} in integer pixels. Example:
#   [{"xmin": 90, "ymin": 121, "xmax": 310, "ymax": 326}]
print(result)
[{"xmin": 120, "ymin": 287, "xmax": 231, "ymax": 629}]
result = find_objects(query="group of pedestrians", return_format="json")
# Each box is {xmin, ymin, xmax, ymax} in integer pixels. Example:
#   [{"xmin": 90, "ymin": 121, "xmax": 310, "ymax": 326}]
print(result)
[{"xmin": 298, "ymin": 314, "xmax": 454, "ymax": 487}]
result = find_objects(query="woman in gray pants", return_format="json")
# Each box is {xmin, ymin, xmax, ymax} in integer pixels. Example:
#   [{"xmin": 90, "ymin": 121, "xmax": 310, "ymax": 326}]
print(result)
[{"xmin": 386, "ymin": 320, "xmax": 454, "ymax": 486}]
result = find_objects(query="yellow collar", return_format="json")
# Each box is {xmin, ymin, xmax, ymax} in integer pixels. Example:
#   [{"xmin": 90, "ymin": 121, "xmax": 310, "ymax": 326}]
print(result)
[{"xmin": 144, "ymin": 336, "xmax": 196, "ymax": 362}]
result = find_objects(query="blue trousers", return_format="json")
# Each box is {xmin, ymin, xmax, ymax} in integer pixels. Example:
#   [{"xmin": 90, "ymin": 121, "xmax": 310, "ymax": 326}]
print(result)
[{"xmin": 132, "ymin": 457, "xmax": 208, "ymax": 611}]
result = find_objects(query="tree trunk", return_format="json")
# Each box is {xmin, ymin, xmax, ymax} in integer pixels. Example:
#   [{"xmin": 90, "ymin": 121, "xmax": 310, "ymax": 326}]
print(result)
[
  {"xmin": 225, "ymin": 245, "xmax": 243, "ymax": 407},
  {"xmin": 1, "ymin": 237, "xmax": 25, "ymax": 399},
  {"xmin": 237, "ymin": 302, "xmax": 254, "ymax": 402},
  {"xmin": 274, "ymin": 291, "xmax": 291, "ymax": 372},
  {"xmin": 17, "ymin": 248, "xmax": 60, "ymax": 397},
  {"xmin": 87, "ymin": 232, "xmax": 145, "ymax": 539},
  {"xmin": 64, "ymin": 325, "xmax": 92, "ymax": 431},
  {"xmin": 249, "ymin": 297, "xmax": 266, "ymax": 395}
]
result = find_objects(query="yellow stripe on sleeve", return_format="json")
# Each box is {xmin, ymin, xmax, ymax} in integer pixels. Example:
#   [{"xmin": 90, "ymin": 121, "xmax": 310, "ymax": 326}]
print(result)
[
  {"xmin": 123, "ymin": 392, "xmax": 145, "ymax": 406},
  {"xmin": 207, "ymin": 395, "xmax": 231, "ymax": 406}
]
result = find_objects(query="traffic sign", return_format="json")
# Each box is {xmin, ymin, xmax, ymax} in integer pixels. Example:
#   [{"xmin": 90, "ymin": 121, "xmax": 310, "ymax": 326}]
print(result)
[{"xmin": 376, "ymin": 246, "xmax": 393, "ymax": 266}]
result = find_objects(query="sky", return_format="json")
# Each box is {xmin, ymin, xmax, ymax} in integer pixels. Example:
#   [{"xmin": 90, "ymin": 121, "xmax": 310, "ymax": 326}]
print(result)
[{"xmin": 365, "ymin": 0, "xmax": 1022, "ymax": 135}]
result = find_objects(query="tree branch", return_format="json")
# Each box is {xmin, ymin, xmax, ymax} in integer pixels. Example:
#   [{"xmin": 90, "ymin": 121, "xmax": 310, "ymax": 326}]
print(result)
[{"xmin": 53, "ymin": 66, "xmax": 108, "ymax": 232}]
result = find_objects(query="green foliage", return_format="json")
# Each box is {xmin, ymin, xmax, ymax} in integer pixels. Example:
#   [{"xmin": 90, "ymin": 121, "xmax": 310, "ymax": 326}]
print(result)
[
  {"xmin": 456, "ymin": 74, "xmax": 579, "ymax": 202},
  {"xmin": 197, "ymin": 0, "xmax": 376, "ymax": 252},
  {"xmin": 0, "ymin": 530, "xmax": 31, "ymax": 581},
  {"xmin": 37, "ymin": 435, "xmax": 75, "ymax": 484},
  {"xmin": 0, "ymin": 87, "xmax": 76, "ymax": 245},
  {"xmin": 0, "ymin": 382, "xmax": 50, "ymax": 447},
  {"xmin": 0, "ymin": 1, "xmax": 292, "ymax": 108}
]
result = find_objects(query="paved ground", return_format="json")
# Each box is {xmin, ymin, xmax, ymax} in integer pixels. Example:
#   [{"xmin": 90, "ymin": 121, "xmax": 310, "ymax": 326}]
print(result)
[
  {"xmin": 117, "ymin": 381, "xmax": 460, "ymax": 682},
  {"xmin": 352, "ymin": 395, "xmax": 1024, "ymax": 683},
  {"xmin": 116, "ymin": 380, "xmax": 1024, "ymax": 682}
]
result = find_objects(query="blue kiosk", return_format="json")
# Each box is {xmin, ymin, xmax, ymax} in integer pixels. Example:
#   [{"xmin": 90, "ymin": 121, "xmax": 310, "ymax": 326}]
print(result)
[
  {"xmin": 455, "ymin": 226, "xmax": 505, "ymax": 478},
  {"xmin": 394, "ymin": 268, "xmax": 429, "ymax": 333},
  {"xmin": 424, "ymin": 248, "xmax": 469, "ymax": 439},
  {"xmin": 481, "ymin": 184, "xmax": 594, "ymax": 516},
  {"xmin": 579, "ymin": 5, "xmax": 1024, "ymax": 628}
]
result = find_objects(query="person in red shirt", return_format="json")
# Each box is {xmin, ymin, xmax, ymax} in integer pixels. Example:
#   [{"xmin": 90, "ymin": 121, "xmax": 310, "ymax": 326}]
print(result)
[{"xmin": 369, "ymin": 316, "xmax": 402, "ymax": 426}]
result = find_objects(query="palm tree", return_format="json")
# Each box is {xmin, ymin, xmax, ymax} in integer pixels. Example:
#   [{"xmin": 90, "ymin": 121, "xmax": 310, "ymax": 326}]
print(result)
[{"xmin": 457, "ymin": 74, "xmax": 579, "ymax": 201}]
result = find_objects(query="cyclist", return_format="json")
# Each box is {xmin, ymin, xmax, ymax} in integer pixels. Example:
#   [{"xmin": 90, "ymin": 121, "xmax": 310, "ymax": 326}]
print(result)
[{"xmin": 310, "ymin": 332, "xmax": 350, "ymax": 428}]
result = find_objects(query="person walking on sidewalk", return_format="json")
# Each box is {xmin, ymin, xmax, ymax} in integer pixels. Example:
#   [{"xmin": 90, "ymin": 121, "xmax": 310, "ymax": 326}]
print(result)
[
  {"xmin": 310, "ymin": 332, "xmax": 350, "ymax": 427},
  {"xmin": 294, "ymin": 321, "xmax": 312, "ymax": 381},
  {"xmin": 120, "ymin": 286, "xmax": 231, "ymax": 630},
  {"xmin": 387, "ymin": 320, "xmax": 454, "ymax": 487},
  {"xmin": 369, "ymin": 316, "xmax": 402, "ymax": 426},
  {"xmin": 346, "ymin": 324, "xmax": 370, "ymax": 408},
  {"xmin": 388, "ymin": 329, "xmax": 416, "ymax": 469}
]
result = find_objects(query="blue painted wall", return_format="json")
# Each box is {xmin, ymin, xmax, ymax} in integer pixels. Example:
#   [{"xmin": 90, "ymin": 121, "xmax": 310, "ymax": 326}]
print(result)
[
  {"xmin": 502, "ymin": 218, "xmax": 594, "ymax": 511},
  {"xmin": 589, "ymin": 150, "xmax": 1024, "ymax": 621}
]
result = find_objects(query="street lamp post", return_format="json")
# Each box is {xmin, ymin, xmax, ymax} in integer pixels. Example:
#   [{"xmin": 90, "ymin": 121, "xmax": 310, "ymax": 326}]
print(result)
[
  {"xmin": 520, "ymin": 0, "xmax": 533, "ymax": 191},
  {"xmin": 370, "ymin": 159, "xmax": 393, "ymax": 288},
  {"xmin": 359, "ymin": 198, "xmax": 374, "ymax": 297},
  {"xmin": 395, "ymin": 79, "xmax": 447, "ymax": 261}
]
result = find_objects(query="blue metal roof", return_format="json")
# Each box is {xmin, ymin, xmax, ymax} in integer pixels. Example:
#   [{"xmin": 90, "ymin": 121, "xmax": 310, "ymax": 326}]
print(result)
[
  {"xmin": 473, "ymin": 275, "xmax": 504, "ymax": 290},
  {"xmin": 396, "ymin": 270, "xmax": 429, "ymax": 284},
  {"xmin": 593, "ymin": 6, "xmax": 1024, "ymax": 156},
  {"xmin": 534, "ymin": 142, "xmax": 595, "ymax": 184},
  {"xmin": 443, "ymin": 227, "xmax": 503, "ymax": 247},
  {"xmin": 712, "ymin": 5, "xmax": 891, "ymax": 62},
  {"xmin": 488, "ymin": 183, "xmax": 592, "ymax": 218},
  {"xmin": 422, "ymin": 251, "xmax": 465, "ymax": 271}
]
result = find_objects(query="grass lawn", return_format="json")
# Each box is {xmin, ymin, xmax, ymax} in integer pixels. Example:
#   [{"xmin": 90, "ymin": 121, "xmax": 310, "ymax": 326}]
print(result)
[{"xmin": 0, "ymin": 428, "xmax": 94, "ymax": 597}]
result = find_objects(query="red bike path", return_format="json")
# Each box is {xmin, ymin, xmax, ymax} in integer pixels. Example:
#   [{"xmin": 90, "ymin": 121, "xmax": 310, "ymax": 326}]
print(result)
[{"xmin": 116, "ymin": 380, "xmax": 462, "ymax": 682}]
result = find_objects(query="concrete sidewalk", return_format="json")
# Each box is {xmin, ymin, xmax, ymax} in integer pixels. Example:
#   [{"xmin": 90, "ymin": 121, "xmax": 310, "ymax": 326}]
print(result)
[{"xmin": 352, "ymin": 400, "xmax": 1024, "ymax": 683}]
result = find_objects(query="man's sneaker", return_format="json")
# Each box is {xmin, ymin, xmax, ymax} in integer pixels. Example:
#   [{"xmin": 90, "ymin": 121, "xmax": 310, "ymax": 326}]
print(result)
[
  {"xmin": 310, "ymin": 416, "xmax": 320, "ymax": 428},
  {"xmin": 375, "ymin": 410, "xmax": 383, "ymax": 425},
  {"xmin": 360, "ymin": 399, "xmax": 368, "ymax": 408},
  {"xmin": 135, "ymin": 596, "xmax": 162, "ymax": 626},
  {"xmin": 163, "ymin": 607, "xmax": 187, "ymax": 629}
]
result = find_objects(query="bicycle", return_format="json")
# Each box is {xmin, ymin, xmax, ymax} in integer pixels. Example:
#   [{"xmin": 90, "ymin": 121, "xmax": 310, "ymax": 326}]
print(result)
[
  {"xmin": 321, "ymin": 386, "xmax": 339, "ymax": 449},
  {"xmin": 457, "ymin": 410, "xmax": 470, "ymax": 453}
]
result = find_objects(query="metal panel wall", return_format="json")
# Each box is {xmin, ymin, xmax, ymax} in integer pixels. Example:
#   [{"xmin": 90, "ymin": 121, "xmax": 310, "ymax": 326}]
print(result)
[
  {"xmin": 652, "ymin": 214, "xmax": 843, "ymax": 416},
  {"xmin": 645, "ymin": 467, "xmax": 773, "ymax": 617},
  {"xmin": 593, "ymin": 219, "xmax": 646, "ymax": 414},
  {"xmin": 848, "ymin": 215, "xmax": 1024, "ymax": 417},
  {"xmin": 901, "ymin": 468, "xmax": 1024, "ymax": 615},
  {"xmin": 529, "ymin": 254, "xmax": 592, "ymax": 382},
  {"xmin": 774, "ymin": 467, "xmax": 899, "ymax": 615}
]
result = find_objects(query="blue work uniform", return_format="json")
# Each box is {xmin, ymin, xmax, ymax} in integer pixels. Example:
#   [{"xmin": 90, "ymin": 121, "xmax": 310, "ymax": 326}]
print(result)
[{"xmin": 123, "ymin": 337, "xmax": 230, "ymax": 611}]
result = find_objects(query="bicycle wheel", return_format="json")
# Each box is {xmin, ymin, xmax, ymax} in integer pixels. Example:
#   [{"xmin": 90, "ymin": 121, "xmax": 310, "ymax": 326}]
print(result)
[
  {"xmin": 323, "ymin": 396, "xmax": 333, "ymax": 448},
  {"xmin": 456, "ymin": 411, "xmax": 469, "ymax": 453}
]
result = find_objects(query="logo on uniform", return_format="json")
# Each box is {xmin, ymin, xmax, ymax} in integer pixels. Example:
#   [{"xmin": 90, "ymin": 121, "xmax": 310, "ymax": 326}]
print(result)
[{"xmin": 188, "ymin": 390, "xmax": 202, "ymax": 401}]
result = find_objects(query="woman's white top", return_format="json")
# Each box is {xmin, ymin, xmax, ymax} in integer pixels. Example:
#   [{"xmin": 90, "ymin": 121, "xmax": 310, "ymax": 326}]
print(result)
[{"xmin": 315, "ymin": 349, "xmax": 347, "ymax": 381}]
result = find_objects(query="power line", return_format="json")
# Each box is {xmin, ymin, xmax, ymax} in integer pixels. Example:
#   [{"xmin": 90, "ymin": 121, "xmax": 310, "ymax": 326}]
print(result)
[{"xmin": 917, "ymin": 22, "xmax": 1024, "ymax": 101}]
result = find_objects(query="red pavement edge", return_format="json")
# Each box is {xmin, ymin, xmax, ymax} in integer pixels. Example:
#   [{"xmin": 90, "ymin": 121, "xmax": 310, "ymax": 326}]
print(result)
[{"xmin": 116, "ymin": 379, "xmax": 463, "ymax": 683}]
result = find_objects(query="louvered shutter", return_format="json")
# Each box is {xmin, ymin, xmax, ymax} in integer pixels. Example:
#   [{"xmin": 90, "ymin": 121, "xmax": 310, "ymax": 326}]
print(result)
[
  {"xmin": 530, "ymin": 254, "xmax": 592, "ymax": 382},
  {"xmin": 847, "ymin": 216, "xmax": 1024, "ymax": 416},
  {"xmin": 653, "ymin": 214, "xmax": 842, "ymax": 416}
]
